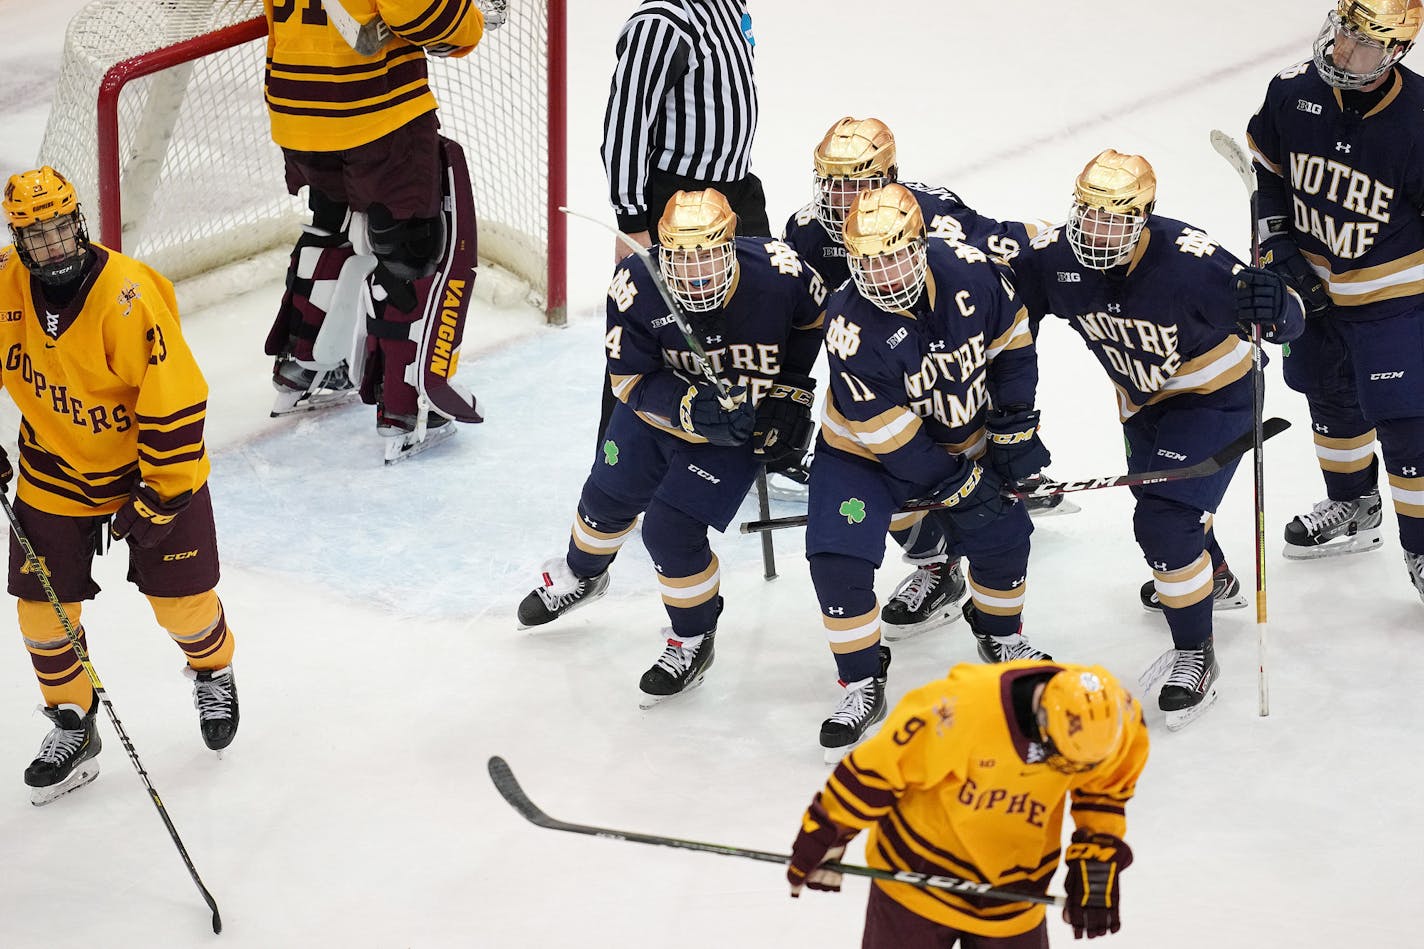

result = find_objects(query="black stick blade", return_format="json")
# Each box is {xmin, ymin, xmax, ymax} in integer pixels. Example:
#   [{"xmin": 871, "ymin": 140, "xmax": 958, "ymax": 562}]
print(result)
[{"xmin": 488, "ymin": 756, "xmax": 554, "ymax": 827}]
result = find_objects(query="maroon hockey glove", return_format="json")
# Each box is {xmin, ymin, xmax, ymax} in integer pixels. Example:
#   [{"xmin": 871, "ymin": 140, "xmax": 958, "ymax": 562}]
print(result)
[
  {"xmin": 678, "ymin": 382, "xmax": 754, "ymax": 447},
  {"xmin": 110, "ymin": 483, "xmax": 191, "ymax": 549},
  {"xmin": 753, "ymin": 374, "xmax": 815, "ymax": 472},
  {"xmin": 0, "ymin": 446, "xmax": 11, "ymax": 491},
  {"xmin": 1062, "ymin": 831, "xmax": 1133, "ymax": 939},
  {"xmin": 787, "ymin": 796, "xmax": 855, "ymax": 897},
  {"xmin": 985, "ymin": 406, "xmax": 1051, "ymax": 482}
]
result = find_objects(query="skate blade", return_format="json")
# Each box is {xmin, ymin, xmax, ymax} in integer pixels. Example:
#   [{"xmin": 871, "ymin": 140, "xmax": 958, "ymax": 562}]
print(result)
[
  {"xmin": 881, "ymin": 604, "xmax": 963, "ymax": 642},
  {"xmin": 383, "ymin": 423, "xmax": 457, "ymax": 465},
  {"xmin": 29, "ymin": 761, "xmax": 99, "ymax": 806},
  {"xmin": 1025, "ymin": 497, "xmax": 1081, "ymax": 518},
  {"xmin": 768, "ymin": 484, "xmax": 809, "ymax": 504},
  {"xmin": 1281, "ymin": 530, "xmax": 1383, "ymax": 561},
  {"xmin": 1164, "ymin": 685, "xmax": 1220, "ymax": 731},
  {"xmin": 270, "ymin": 389, "xmax": 359, "ymax": 418},
  {"xmin": 637, "ymin": 671, "xmax": 709, "ymax": 709}
]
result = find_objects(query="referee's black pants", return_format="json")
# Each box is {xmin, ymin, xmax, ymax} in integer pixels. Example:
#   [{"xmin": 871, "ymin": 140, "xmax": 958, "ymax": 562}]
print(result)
[{"xmin": 597, "ymin": 169, "xmax": 770, "ymax": 443}]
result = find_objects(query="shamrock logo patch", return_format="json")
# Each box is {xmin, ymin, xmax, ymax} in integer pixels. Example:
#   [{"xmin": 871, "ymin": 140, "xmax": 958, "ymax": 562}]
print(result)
[
  {"xmin": 602, "ymin": 440, "xmax": 620, "ymax": 466},
  {"xmin": 839, "ymin": 498, "xmax": 866, "ymax": 524}
]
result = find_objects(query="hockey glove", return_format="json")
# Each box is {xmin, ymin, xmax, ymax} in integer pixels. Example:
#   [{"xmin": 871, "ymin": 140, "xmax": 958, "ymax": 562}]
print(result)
[
  {"xmin": 985, "ymin": 405, "xmax": 1051, "ymax": 482},
  {"xmin": 1233, "ymin": 265, "xmax": 1303, "ymax": 343},
  {"xmin": 1062, "ymin": 831, "xmax": 1133, "ymax": 940},
  {"xmin": 753, "ymin": 374, "xmax": 816, "ymax": 472},
  {"xmin": 1260, "ymin": 229, "xmax": 1329, "ymax": 315},
  {"xmin": 110, "ymin": 483, "xmax": 191, "ymax": 549},
  {"xmin": 923, "ymin": 460, "xmax": 1015, "ymax": 532},
  {"xmin": 787, "ymin": 797, "xmax": 855, "ymax": 897},
  {"xmin": 0, "ymin": 446, "xmax": 10, "ymax": 491},
  {"xmin": 475, "ymin": 0, "xmax": 508, "ymax": 30},
  {"xmin": 678, "ymin": 382, "xmax": 755, "ymax": 447}
]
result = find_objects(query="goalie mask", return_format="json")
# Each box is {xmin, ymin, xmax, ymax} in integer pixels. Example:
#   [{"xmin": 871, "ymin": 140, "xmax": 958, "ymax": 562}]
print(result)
[
  {"xmin": 1066, "ymin": 149, "xmax": 1157, "ymax": 271},
  {"xmin": 1313, "ymin": 0, "xmax": 1422, "ymax": 89},
  {"xmin": 843, "ymin": 184, "xmax": 928, "ymax": 313},
  {"xmin": 813, "ymin": 116, "xmax": 898, "ymax": 241},
  {"xmin": 4, "ymin": 166, "xmax": 92, "ymax": 285},
  {"xmin": 658, "ymin": 189, "xmax": 738, "ymax": 314},
  {"xmin": 1036, "ymin": 667, "xmax": 1128, "ymax": 775}
]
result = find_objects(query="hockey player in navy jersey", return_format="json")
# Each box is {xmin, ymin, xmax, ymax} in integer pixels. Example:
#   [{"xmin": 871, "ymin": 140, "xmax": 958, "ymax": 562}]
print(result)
[
  {"xmin": 1247, "ymin": 0, "xmax": 1424, "ymax": 602},
  {"xmin": 806, "ymin": 183, "xmax": 1052, "ymax": 761},
  {"xmin": 1011, "ymin": 150, "xmax": 1304, "ymax": 727},
  {"xmin": 784, "ymin": 117, "xmax": 1068, "ymax": 646},
  {"xmin": 516, "ymin": 190, "xmax": 825, "ymax": 706}
]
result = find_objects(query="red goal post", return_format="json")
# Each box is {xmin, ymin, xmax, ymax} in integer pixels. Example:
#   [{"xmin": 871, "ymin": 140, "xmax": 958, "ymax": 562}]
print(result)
[{"xmin": 39, "ymin": 0, "xmax": 567, "ymax": 324}]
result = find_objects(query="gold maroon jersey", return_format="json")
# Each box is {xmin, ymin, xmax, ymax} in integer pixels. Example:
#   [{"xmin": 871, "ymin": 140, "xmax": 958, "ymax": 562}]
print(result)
[
  {"xmin": 809, "ymin": 661, "xmax": 1149, "ymax": 938},
  {"xmin": 263, "ymin": 0, "xmax": 486, "ymax": 152},
  {"xmin": 0, "ymin": 244, "xmax": 210, "ymax": 516}
]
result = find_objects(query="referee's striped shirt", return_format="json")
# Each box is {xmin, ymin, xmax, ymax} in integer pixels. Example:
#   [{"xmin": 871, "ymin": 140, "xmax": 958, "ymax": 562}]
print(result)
[{"xmin": 601, "ymin": 0, "xmax": 758, "ymax": 232}]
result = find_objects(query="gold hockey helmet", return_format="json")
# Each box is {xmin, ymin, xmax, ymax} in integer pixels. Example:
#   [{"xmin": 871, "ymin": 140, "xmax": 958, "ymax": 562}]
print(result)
[
  {"xmin": 1314, "ymin": 0, "xmax": 1423, "ymax": 88},
  {"xmin": 812, "ymin": 117, "xmax": 898, "ymax": 239},
  {"xmin": 657, "ymin": 189, "xmax": 738, "ymax": 314},
  {"xmin": 4, "ymin": 166, "xmax": 91, "ymax": 285},
  {"xmin": 1036, "ymin": 666, "xmax": 1128, "ymax": 774},
  {"xmin": 843, "ymin": 184, "xmax": 928, "ymax": 312},
  {"xmin": 1066, "ymin": 149, "xmax": 1156, "ymax": 271}
]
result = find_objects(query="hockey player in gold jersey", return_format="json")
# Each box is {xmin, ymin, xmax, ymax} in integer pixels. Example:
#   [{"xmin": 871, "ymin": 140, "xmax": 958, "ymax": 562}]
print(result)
[
  {"xmin": 1, "ymin": 168, "xmax": 238, "ymax": 805},
  {"xmin": 262, "ymin": 0, "xmax": 504, "ymax": 461},
  {"xmin": 787, "ymin": 661, "xmax": 1148, "ymax": 946}
]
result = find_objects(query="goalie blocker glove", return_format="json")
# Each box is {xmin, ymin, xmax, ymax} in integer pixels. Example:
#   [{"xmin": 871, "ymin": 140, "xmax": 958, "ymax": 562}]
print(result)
[
  {"xmin": 1062, "ymin": 830, "xmax": 1133, "ymax": 939},
  {"xmin": 1233, "ymin": 265, "xmax": 1303, "ymax": 343},
  {"xmin": 109, "ymin": 484, "xmax": 191, "ymax": 548},
  {"xmin": 753, "ymin": 373, "xmax": 815, "ymax": 472},
  {"xmin": 678, "ymin": 382, "xmax": 754, "ymax": 446},
  {"xmin": 984, "ymin": 405, "xmax": 1051, "ymax": 482}
]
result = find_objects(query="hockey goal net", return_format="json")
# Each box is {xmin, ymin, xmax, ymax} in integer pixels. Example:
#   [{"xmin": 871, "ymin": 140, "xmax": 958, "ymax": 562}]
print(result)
[{"xmin": 38, "ymin": 0, "xmax": 567, "ymax": 322}]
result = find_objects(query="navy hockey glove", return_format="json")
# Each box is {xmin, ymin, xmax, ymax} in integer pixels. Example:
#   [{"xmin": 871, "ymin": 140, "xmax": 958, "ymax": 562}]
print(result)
[
  {"xmin": 985, "ymin": 406, "xmax": 1051, "ymax": 482},
  {"xmin": 1260, "ymin": 230, "xmax": 1329, "ymax": 315},
  {"xmin": 1233, "ymin": 265, "xmax": 1303, "ymax": 343},
  {"xmin": 787, "ymin": 797, "xmax": 855, "ymax": 897},
  {"xmin": 753, "ymin": 374, "xmax": 816, "ymax": 472},
  {"xmin": 678, "ymin": 382, "xmax": 754, "ymax": 447},
  {"xmin": 110, "ymin": 483, "xmax": 191, "ymax": 549},
  {"xmin": 0, "ymin": 446, "xmax": 10, "ymax": 491},
  {"xmin": 924, "ymin": 459, "xmax": 1014, "ymax": 532},
  {"xmin": 1062, "ymin": 831, "xmax": 1133, "ymax": 940}
]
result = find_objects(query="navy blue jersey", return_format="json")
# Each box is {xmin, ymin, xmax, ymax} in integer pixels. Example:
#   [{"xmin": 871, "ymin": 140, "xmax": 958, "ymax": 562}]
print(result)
[
  {"xmin": 819, "ymin": 238, "xmax": 1037, "ymax": 490},
  {"xmin": 1012, "ymin": 216, "xmax": 1265, "ymax": 421},
  {"xmin": 782, "ymin": 181, "xmax": 1036, "ymax": 291},
  {"xmin": 1247, "ymin": 61, "xmax": 1424, "ymax": 321},
  {"xmin": 605, "ymin": 236, "xmax": 826, "ymax": 442}
]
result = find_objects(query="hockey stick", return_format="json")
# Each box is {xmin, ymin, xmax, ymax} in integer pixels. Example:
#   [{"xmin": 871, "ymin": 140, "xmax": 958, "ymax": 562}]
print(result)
[
  {"xmin": 741, "ymin": 417, "xmax": 1291, "ymax": 534},
  {"xmin": 0, "ymin": 494, "xmax": 222, "ymax": 934},
  {"xmin": 560, "ymin": 207, "xmax": 777, "ymax": 579},
  {"xmin": 488, "ymin": 756, "xmax": 1062, "ymax": 907},
  {"xmin": 1210, "ymin": 129, "xmax": 1271, "ymax": 718}
]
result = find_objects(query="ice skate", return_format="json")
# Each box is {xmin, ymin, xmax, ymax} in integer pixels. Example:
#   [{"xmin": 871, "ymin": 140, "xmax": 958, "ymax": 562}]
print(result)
[
  {"xmin": 820, "ymin": 646, "xmax": 891, "ymax": 763},
  {"xmin": 767, "ymin": 466, "xmax": 810, "ymax": 504},
  {"xmin": 1406, "ymin": 551, "xmax": 1424, "ymax": 604},
  {"xmin": 964, "ymin": 601, "xmax": 1051, "ymax": 663},
  {"xmin": 270, "ymin": 357, "xmax": 357, "ymax": 417},
  {"xmin": 880, "ymin": 559, "xmax": 966, "ymax": 641},
  {"xmin": 185, "ymin": 665, "xmax": 239, "ymax": 752},
  {"xmin": 638, "ymin": 629, "xmax": 716, "ymax": 708},
  {"xmin": 380, "ymin": 408, "xmax": 456, "ymax": 464},
  {"xmin": 1015, "ymin": 473, "xmax": 1080, "ymax": 517},
  {"xmin": 1139, "ymin": 638, "xmax": 1219, "ymax": 731},
  {"xmin": 1282, "ymin": 489, "xmax": 1383, "ymax": 560},
  {"xmin": 517, "ymin": 559, "xmax": 611, "ymax": 628},
  {"xmin": 25, "ymin": 700, "xmax": 101, "ymax": 806},
  {"xmin": 1140, "ymin": 562, "xmax": 1249, "ymax": 612}
]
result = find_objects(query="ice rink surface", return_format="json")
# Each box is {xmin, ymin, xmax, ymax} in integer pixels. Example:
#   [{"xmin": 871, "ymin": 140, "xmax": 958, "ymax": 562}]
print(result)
[{"xmin": 0, "ymin": 1, "xmax": 1420, "ymax": 946}]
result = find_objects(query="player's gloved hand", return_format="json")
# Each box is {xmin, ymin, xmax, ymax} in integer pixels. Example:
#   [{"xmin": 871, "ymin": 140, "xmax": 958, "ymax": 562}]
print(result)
[
  {"xmin": 110, "ymin": 483, "xmax": 191, "ymax": 548},
  {"xmin": 474, "ymin": 0, "xmax": 508, "ymax": 30},
  {"xmin": 924, "ymin": 459, "xmax": 1014, "ymax": 531},
  {"xmin": 1233, "ymin": 265, "xmax": 1303, "ymax": 343},
  {"xmin": 1062, "ymin": 831, "xmax": 1133, "ymax": 940},
  {"xmin": 985, "ymin": 405, "xmax": 1051, "ymax": 481},
  {"xmin": 0, "ymin": 446, "xmax": 11, "ymax": 492},
  {"xmin": 787, "ymin": 798, "xmax": 854, "ymax": 897},
  {"xmin": 1260, "ymin": 230, "xmax": 1329, "ymax": 316},
  {"xmin": 753, "ymin": 374, "xmax": 816, "ymax": 472},
  {"xmin": 678, "ymin": 382, "xmax": 754, "ymax": 447}
]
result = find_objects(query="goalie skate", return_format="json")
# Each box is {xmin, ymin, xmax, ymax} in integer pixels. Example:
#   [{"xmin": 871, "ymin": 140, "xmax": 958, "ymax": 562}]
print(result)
[
  {"xmin": 381, "ymin": 410, "xmax": 456, "ymax": 465},
  {"xmin": 270, "ymin": 359, "xmax": 358, "ymax": 417},
  {"xmin": 25, "ymin": 701, "xmax": 101, "ymax": 807}
]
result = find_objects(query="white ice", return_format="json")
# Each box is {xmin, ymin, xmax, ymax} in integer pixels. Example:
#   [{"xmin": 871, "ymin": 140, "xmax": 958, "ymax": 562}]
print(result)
[{"xmin": 0, "ymin": 1, "xmax": 1420, "ymax": 946}]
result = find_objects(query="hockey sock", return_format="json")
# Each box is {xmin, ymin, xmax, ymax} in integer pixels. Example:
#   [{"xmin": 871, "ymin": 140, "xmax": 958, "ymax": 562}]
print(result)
[
  {"xmin": 1378, "ymin": 419, "xmax": 1424, "ymax": 553},
  {"xmin": 809, "ymin": 553, "xmax": 882, "ymax": 683},
  {"xmin": 147, "ymin": 591, "xmax": 234, "ymax": 670},
  {"xmin": 18, "ymin": 599, "xmax": 92, "ymax": 711},
  {"xmin": 1202, "ymin": 514, "xmax": 1226, "ymax": 571},
  {"xmin": 642, "ymin": 499, "xmax": 721, "ymax": 637},
  {"xmin": 963, "ymin": 567, "xmax": 1025, "ymax": 637},
  {"xmin": 1312, "ymin": 426, "xmax": 1379, "ymax": 502},
  {"xmin": 565, "ymin": 485, "xmax": 640, "ymax": 578}
]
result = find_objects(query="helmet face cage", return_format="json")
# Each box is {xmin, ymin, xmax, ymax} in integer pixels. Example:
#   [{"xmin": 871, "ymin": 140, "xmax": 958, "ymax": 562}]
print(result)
[
  {"xmin": 814, "ymin": 172, "xmax": 891, "ymax": 239},
  {"xmin": 658, "ymin": 242, "xmax": 737, "ymax": 313},
  {"xmin": 1314, "ymin": 8, "xmax": 1413, "ymax": 88},
  {"xmin": 848, "ymin": 239, "xmax": 928, "ymax": 312},
  {"xmin": 1067, "ymin": 201, "xmax": 1147, "ymax": 270},
  {"xmin": 11, "ymin": 209, "xmax": 90, "ymax": 285}
]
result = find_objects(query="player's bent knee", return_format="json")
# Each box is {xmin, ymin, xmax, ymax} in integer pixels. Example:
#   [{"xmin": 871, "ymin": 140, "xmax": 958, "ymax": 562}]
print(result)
[
  {"xmin": 146, "ymin": 589, "xmax": 222, "ymax": 637},
  {"xmin": 17, "ymin": 598, "xmax": 82, "ymax": 641}
]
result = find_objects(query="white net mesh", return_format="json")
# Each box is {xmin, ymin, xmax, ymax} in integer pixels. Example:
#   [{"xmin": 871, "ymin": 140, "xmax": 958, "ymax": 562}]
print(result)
[{"xmin": 38, "ymin": 0, "xmax": 550, "ymax": 307}]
